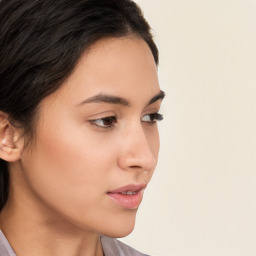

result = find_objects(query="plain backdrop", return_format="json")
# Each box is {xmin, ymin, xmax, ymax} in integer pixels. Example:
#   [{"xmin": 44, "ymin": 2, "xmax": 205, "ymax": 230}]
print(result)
[{"xmin": 120, "ymin": 0, "xmax": 256, "ymax": 255}]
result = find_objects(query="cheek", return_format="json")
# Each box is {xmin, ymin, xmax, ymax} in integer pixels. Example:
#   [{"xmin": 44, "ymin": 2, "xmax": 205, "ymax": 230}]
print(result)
[
  {"xmin": 22, "ymin": 119, "xmax": 116, "ymax": 213},
  {"xmin": 39, "ymin": 111, "xmax": 114, "ymax": 169}
]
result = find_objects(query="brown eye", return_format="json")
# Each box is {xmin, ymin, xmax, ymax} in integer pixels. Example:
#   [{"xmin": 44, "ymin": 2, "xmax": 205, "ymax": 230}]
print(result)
[{"xmin": 90, "ymin": 116, "xmax": 117, "ymax": 128}]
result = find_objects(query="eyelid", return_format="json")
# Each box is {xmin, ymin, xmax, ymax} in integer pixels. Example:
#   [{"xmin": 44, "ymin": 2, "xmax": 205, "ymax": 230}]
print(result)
[
  {"xmin": 89, "ymin": 115, "xmax": 117, "ymax": 130},
  {"xmin": 141, "ymin": 112, "xmax": 164, "ymax": 123},
  {"xmin": 86, "ymin": 110, "xmax": 116, "ymax": 119}
]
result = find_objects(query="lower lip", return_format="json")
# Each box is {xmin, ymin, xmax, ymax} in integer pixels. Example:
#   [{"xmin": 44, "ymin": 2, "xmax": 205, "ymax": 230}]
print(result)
[{"xmin": 107, "ymin": 190, "xmax": 144, "ymax": 209}]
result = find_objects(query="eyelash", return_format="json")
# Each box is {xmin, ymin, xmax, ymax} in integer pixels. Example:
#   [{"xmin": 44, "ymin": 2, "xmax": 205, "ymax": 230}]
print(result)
[{"xmin": 90, "ymin": 113, "xmax": 163, "ymax": 129}]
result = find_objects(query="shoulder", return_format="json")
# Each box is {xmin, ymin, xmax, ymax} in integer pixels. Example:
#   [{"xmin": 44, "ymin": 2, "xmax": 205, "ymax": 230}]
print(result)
[
  {"xmin": 101, "ymin": 236, "xmax": 150, "ymax": 256},
  {"xmin": 0, "ymin": 230, "xmax": 16, "ymax": 256}
]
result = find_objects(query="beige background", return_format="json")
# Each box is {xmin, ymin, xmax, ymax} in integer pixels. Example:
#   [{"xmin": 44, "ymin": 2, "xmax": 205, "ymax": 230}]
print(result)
[{"xmin": 121, "ymin": 0, "xmax": 256, "ymax": 255}]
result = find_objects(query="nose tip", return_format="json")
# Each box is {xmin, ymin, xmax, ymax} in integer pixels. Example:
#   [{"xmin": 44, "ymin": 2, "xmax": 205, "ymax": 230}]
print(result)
[
  {"xmin": 129, "ymin": 149, "xmax": 157, "ymax": 171},
  {"xmin": 118, "ymin": 148, "xmax": 157, "ymax": 173},
  {"xmin": 118, "ymin": 131, "xmax": 158, "ymax": 173}
]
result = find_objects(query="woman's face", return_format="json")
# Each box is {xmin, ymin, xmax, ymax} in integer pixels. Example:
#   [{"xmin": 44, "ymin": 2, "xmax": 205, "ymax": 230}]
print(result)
[{"xmin": 19, "ymin": 37, "xmax": 163, "ymax": 237}]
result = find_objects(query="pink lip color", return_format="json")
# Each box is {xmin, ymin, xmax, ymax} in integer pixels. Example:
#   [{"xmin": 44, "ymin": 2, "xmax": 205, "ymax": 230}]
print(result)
[{"xmin": 107, "ymin": 184, "xmax": 146, "ymax": 209}]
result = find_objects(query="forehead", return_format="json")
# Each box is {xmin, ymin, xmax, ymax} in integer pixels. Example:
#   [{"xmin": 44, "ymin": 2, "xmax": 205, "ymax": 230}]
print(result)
[{"xmin": 47, "ymin": 37, "xmax": 160, "ymax": 107}]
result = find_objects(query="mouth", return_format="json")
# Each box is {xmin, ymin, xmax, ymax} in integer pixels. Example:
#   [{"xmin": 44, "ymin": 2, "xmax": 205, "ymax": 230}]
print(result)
[{"xmin": 107, "ymin": 184, "xmax": 147, "ymax": 209}]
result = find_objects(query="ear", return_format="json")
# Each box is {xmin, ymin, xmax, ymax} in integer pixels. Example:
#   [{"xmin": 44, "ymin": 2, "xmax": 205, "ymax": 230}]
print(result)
[{"xmin": 0, "ymin": 112, "xmax": 24, "ymax": 162}]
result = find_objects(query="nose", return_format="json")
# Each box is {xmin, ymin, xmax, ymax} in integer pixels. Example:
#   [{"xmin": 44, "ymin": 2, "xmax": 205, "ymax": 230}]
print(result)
[{"xmin": 117, "ymin": 124, "xmax": 158, "ymax": 173}]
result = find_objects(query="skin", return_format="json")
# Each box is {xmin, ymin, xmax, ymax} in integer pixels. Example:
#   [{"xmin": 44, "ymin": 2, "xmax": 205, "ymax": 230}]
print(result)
[{"xmin": 0, "ymin": 37, "xmax": 163, "ymax": 256}]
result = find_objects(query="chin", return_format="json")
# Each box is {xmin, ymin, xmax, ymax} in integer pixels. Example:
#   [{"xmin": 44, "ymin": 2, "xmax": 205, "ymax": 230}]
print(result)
[
  {"xmin": 99, "ymin": 212, "xmax": 137, "ymax": 238},
  {"xmin": 102, "ymin": 225, "xmax": 135, "ymax": 238}
]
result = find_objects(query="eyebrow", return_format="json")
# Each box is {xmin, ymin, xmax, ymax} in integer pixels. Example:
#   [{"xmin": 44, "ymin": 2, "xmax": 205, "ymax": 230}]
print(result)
[
  {"xmin": 147, "ymin": 90, "xmax": 165, "ymax": 105},
  {"xmin": 78, "ymin": 90, "xmax": 165, "ymax": 107}
]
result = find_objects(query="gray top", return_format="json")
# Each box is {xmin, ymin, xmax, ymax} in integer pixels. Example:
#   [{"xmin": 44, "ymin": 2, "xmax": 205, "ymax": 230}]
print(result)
[{"xmin": 0, "ymin": 229, "xmax": 149, "ymax": 256}]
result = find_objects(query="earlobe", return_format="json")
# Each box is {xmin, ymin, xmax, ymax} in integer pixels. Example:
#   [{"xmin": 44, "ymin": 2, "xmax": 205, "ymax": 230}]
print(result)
[{"xmin": 0, "ymin": 112, "xmax": 23, "ymax": 162}]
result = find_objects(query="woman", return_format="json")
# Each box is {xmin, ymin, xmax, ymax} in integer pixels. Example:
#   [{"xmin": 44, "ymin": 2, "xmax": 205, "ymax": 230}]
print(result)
[{"xmin": 0, "ymin": 0, "xmax": 164, "ymax": 255}]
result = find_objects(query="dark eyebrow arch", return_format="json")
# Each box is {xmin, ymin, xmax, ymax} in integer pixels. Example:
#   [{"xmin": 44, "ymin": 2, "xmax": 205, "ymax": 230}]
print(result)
[
  {"xmin": 78, "ymin": 93, "xmax": 130, "ymax": 106},
  {"xmin": 78, "ymin": 90, "xmax": 165, "ymax": 107},
  {"xmin": 147, "ymin": 90, "xmax": 165, "ymax": 106}
]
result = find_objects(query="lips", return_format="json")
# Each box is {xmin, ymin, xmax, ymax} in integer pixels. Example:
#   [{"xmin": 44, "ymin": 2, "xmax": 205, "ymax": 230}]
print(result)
[{"xmin": 107, "ymin": 184, "xmax": 147, "ymax": 209}]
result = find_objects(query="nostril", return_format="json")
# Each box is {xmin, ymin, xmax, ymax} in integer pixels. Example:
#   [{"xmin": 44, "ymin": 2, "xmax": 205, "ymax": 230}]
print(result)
[{"xmin": 130, "ymin": 165, "xmax": 141, "ymax": 169}]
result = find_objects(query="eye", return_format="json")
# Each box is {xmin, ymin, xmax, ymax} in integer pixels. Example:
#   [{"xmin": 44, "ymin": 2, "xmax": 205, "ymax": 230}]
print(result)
[
  {"xmin": 141, "ymin": 113, "xmax": 163, "ymax": 124},
  {"xmin": 90, "ymin": 116, "xmax": 117, "ymax": 129}
]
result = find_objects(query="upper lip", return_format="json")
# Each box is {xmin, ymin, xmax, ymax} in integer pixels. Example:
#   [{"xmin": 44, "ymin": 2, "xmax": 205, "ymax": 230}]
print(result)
[{"xmin": 108, "ymin": 183, "xmax": 147, "ymax": 194}]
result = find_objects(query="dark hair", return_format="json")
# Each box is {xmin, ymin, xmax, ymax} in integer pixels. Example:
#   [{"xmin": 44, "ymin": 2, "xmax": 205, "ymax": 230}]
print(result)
[{"xmin": 0, "ymin": 0, "xmax": 159, "ymax": 211}]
